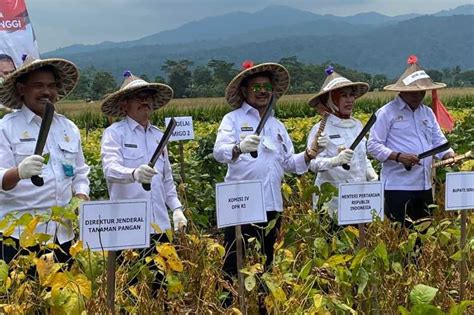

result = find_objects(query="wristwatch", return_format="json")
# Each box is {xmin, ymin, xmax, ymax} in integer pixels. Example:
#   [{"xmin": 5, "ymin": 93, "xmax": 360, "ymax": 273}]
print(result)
[{"xmin": 232, "ymin": 144, "xmax": 242, "ymax": 156}]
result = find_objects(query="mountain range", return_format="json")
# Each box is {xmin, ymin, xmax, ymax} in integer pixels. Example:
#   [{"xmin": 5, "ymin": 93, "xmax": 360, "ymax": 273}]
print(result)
[{"xmin": 44, "ymin": 4, "xmax": 474, "ymax": 78}]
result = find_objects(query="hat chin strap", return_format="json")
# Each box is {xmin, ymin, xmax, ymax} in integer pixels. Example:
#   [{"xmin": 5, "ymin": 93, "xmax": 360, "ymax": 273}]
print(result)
[
  {"xmin": 327, "ymin": 93, "xmax": 339, "ymax": 114},
  {"xmin": 327, "ymin": 91, "xmax": 351, "ymax": 119}
]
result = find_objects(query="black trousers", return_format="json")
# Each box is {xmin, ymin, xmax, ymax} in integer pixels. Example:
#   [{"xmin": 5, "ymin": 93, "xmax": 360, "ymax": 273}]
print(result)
[
  {"xmin": 0, "ymin": 235, "xmax": 72, "ymax": 264},
  {"xmin": 222, "ymin": 211, "xmax": 282, "ymax": 279},
  {"xmin": 384, "ymin": 189, "xmax": 433, "ymax": 227}
]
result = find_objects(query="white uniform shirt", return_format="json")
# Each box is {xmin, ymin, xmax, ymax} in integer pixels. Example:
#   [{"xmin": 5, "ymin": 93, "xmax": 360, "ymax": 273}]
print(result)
[
  {"xmin": 307, "ymin": 114, "xmax": 375, "ymax": 213},
  {"xmin": 308, "ymin": 114, "xmax": 374, "ymax": 186},
  {"xmin": 101, "ymin": 117, "xmax": 182, "ymax": 232},
  {"xmin": 0, "ymin": 105, "xmax": 90, "ymax": 244},
  {"xmin": 367, "ymin": 96, "xmax": 453, "ymax": 191},
  {"xmin": 213, "ymin": 102, "xmax": 308, "ymax": 212}
]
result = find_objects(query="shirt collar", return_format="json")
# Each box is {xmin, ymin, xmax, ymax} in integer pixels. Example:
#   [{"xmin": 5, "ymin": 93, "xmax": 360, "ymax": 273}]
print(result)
[
  {"xmin": 329, "ymin": 113, "xmax": 357, "ymax": 127},
  {"xmin": 21, "ymin": 104, "xmax": 51, "ymax": 125},
  {"xmin": 241, "ymin": 102, "xmax": 256, "ymax": 114},
  {"xmin": 126, "ymin": 116, "xmax": 151, "ymax": 132},
  {"xmin": 241, "ymin": 101, "xmax": 274, "ymax": 118},
  {"xmin": 395, "ymin": 95, "xmax": 423, "ymax": 111}
]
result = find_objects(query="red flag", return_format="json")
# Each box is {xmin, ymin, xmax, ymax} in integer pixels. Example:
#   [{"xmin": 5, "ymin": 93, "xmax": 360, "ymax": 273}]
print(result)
[{"xmin": 431, "ymin": 89, "xmax": 454, "ymax": 132}]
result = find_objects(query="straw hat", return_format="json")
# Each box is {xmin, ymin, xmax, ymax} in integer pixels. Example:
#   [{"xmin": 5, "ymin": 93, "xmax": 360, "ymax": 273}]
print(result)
[
  {"xmin": 384, "ymin": 55, "xmax": 446, "ymax": 92},
  {"xmin": 308, "ymin": 66, "xmax": 369, "ymax": 112},
  {"xmin": 101, "ymin": 71, "xmax": 173, "ymax": 117},
  {"xmin": 0, "ymin": 54, "xmax": 79, "ymax": 109},
  {"xmin": 225, "ymin": 60, "xmax": 290, "ymax": 108}
]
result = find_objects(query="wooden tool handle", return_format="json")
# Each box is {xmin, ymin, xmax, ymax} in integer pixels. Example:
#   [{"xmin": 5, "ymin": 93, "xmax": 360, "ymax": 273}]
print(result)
[
  {"xmin": 309, "ymin": 112, "xmax": 329, "ymax": 155},
  {"xmin": 432, "ymin": 151, "xmax": 472, "ymax": 168}
]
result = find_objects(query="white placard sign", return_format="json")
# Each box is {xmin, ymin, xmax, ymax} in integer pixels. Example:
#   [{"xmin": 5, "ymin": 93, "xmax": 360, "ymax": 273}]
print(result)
[
  {"xmin": 338, "ymin": 182, "xmax": 384, "ymax": 225},
  {"xmin": 445, "ymin": 172, "xmax": 474, "ymax": 211},
  {"xmin": 216, "ymin": 180, "xmax": 267, "ymax": 228},
  {"xmin": 80, "ymin": 199, "xmax": 151, "ymax": 251},
  {"xmin": 165, "ymin": 116, "xmax": 194, "ymax": 141}
]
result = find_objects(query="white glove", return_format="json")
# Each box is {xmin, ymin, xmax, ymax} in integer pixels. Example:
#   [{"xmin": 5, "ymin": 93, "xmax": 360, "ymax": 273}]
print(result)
[
  {"xmin": 173, "ymin": 207, "xmax": 187, "ymax": 231},
  {"xmin": 316, "ymin": 132, "xmax": 328, "ymax": 149},
  {"xmin": 367, "ymin": 168, "xmax": 378, "ymax": 181},
  {"xmin": 133, "ymin": 164, "xmax": 157, "ymax": 184},
  {"xmin": 18, "ymin": 155, "xmax": 44, "ymax": 179},
  {"xmin": 329, "ymin": 149, "xmax": 354, "ymax": 167},
  {"xmin": 306, "ymin": 133, "xmax": 329, "ymax": 160},
  {"xmin": 239, "ymin": 134, "xmax": 261, "ymax": 153}
]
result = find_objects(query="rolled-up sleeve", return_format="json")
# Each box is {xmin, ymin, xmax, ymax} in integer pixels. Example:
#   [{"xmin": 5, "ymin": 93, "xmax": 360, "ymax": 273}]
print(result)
[
  {"xmin": 101, "ymin": 128, "xmax": 136, "ymax": 184},
  {"xmin": 367, "ymin": 110, "xmax": 393, "ymax": 162},
  {"xmin": 213, "ymin": 114, "xmax": 237, "ymax": 164}
]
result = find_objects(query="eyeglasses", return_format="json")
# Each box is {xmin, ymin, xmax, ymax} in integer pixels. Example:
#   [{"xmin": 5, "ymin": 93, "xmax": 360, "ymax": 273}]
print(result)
[{"xmin": 250, "ymin": 82, "xmax": 273, "ymax": 92}]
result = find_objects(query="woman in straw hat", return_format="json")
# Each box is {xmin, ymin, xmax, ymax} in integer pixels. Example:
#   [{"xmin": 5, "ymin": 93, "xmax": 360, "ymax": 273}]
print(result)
[
  {"xmin": 0, "ymin": 55, "xmax": 90, "ymax": 263},
  {"xmin": 367, "ymin": 55, "xmax": 455, "ymax": 226},
  {"xmin": 307, "ymin": 66, "xmax": 377, "ymax": 220},
  {"xmin": 213, "ymin": 60, "xmax": 326, "ymax": 310}
]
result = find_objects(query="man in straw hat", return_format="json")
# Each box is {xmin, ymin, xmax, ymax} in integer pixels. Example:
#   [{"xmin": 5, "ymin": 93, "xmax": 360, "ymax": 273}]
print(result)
[
  {"xmin": 213, "ymin": 60, "xmax": 326, "ymax": 309},
  {"xmin": 0, "ymin": 53, "xmax": 15, "ymax": 79},
  {"xmin": 367, "ymin": 55, "xmax": 455, "ymax": 226},
  {"xmin": 0, "ymin": 53, "xmax": 16, "ymax": 113},
  {"xmin": 307, "ymin": 66, "xmax": 378, "ymax": 221},
  {"xmin": 0, "ymin": 55, "xmax": 90, "ymax": 263},
  {"xmin": 100, "ymin": 71, "xmax": 187, "ymax": 244}
]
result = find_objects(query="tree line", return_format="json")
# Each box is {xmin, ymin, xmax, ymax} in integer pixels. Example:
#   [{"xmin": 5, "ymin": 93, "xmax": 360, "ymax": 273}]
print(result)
[{"xmin": 70, "ymin": 57, "xmax": 474, "ymax": 100}]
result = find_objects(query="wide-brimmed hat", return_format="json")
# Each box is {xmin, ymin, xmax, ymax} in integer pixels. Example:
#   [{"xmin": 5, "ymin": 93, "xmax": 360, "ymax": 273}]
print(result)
[
  {"xmin": 101, "ymin": 71, "xmax": 174, "ymax": 117},
  {"xmin": 225, "ymin": 60, "xmax": 290, "ymax": 108},
  {"xmin": 0, "ymin": 54, "xmax": 79, "ymax": 109},
  {"xmin": 308, "ymin": 66, "xmax": 369, "ymax": 112},
  {"xmin": 384, "ymin": 55, "xmax": 446, "ymax": 92}
]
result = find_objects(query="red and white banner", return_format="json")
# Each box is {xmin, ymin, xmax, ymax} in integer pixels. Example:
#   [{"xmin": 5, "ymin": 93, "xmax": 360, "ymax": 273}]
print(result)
[{"xmin": 0, "ymin": 0, "xmax": 39, "ymax": 67}]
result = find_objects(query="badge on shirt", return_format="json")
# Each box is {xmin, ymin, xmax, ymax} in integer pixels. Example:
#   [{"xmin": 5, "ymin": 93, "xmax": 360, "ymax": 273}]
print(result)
[
  {"xmin": 395, "ymin": 115, "xmax": 404, "ymax": 121},
  {"xmin": 124, "ymin": 143, "xmax": 138, "ymax": 148},
  {"xmin": 241, "ymin": 122, "xmax": 253, "ymax": 132},
  {"xmin": 63, "ymin": 130, "xmax": 71, "ymax": 142},
  {"xmin": 20, "ymin": 138, "xmax": 36, "ymax": 142},
  {"xmin": 329, "ymin": 134, "xmax": 341, "ymax": 139},
  {"xmin": 20, "ymin": 131, "xmax": 36, "ymax": 142},
  {"xmin": 62, "ymin": 163, "xmax": 74, "ymax": 177}
]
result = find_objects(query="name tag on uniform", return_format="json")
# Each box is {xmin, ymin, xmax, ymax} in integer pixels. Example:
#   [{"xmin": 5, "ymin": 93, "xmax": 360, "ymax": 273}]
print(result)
[
  {"xmin": 20, "ymin": 138, "xmax": 36, "ymax": 142},
  {"xmin": 124, "ymin": 143, "xmax": 138, "ymax": 148},
  {"xmin": 329, "ymin": 134, "xmax": 341, "ymax": 139},
  {"xmin": 241, "ymin": 126, "xmax": 253, "ymax": 132}
]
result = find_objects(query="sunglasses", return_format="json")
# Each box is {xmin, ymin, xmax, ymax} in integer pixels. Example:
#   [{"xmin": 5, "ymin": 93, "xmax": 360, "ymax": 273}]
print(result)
[{"xmin": 250, "ymin": 82, "xmax": 273, "ymax": 92}]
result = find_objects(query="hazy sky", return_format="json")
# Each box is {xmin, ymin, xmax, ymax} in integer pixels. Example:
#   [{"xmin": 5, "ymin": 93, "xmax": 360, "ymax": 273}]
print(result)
[{"xmin": 25, "ymin": 0, "xmax": 473, "ymax": 52}]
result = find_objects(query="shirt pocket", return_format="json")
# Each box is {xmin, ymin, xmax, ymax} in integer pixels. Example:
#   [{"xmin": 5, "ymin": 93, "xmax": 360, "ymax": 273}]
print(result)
[
  {"xmin": 122, "ymin": 147, "xmax": 145, "ymax": 168},
  {"xmin": 13, "ymin": 142, "xmax": 35, "ymax": 165},
  {"xmin": 58, "ymin": 141, "xmax": 79, "ymax": 161},
  {"xmin": 392, "ymin": 120, "xmax": 410, "ymax": 130},
  {"xmin": 329, "ymin": 135, "xmax": 346, "ymax": 149}
]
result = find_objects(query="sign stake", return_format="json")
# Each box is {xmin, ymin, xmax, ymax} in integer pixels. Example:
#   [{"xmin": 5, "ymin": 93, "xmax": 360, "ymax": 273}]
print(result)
[
  {"xmin": 235, "ymin": 225, "xmax": 247, "ymax": 314},
  {"xmin": 106, "ymin": 251, "xmax": 117, "ymax": 314}
]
